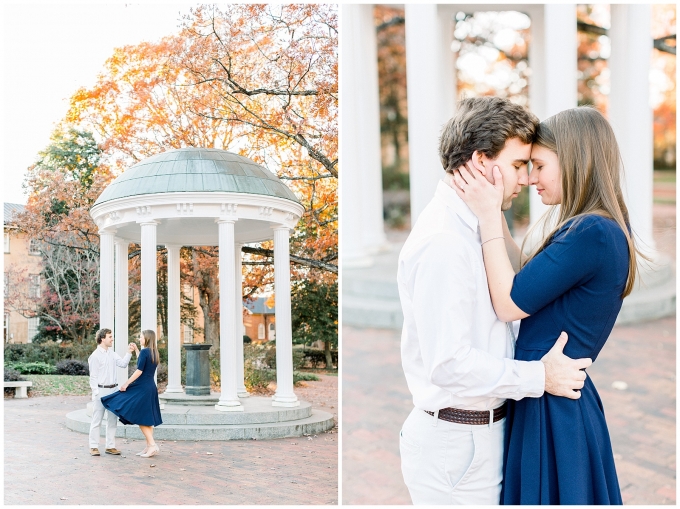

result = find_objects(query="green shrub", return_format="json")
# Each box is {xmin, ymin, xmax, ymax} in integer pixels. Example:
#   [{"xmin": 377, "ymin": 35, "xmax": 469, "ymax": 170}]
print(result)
[
  {"xmin": 4, "ymin": 343, "xmax": 94, "ymax": 365},
  {"xmin": 5, "ymin": 362, "xmax": 56, "ymax": 375},
  {"xmin": 264, "ymin": 346, "xmax": 306, "ymax": 370},
  {"xmin": 55, "ymin": 360, "xmax": 89, "ymax": 376},
  {"xmin": 294, "ymin": 371, "xmax": 320, "ymax": 383}
]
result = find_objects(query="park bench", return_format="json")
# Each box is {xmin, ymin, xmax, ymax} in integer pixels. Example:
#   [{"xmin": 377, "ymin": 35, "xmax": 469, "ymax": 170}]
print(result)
[{"xmin": 4, "ymin": 381, "xmax": 32, "ymax": 398}]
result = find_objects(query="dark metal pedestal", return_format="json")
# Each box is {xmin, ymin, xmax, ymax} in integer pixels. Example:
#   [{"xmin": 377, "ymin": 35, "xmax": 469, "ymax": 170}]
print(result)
[{"xmin": 183, "ymin": 343, "xmax": 212, "ymax": 396}]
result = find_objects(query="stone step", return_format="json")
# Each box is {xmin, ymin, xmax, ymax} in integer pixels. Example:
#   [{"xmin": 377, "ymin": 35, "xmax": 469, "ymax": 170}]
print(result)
[
  {"xmin": 66, "ymin": 407, "xmax": 334, "ymax": 441},
  {"xmin": 343, "ymin": 249, "xmax": 675, "ymax": 330},
  {"xmin": 342, "ymin": 294, "xmax": 403, "ymax": 330},
  {"xmin": 160, "ymin": 401, "xmax": 312, "ymax": 425}
]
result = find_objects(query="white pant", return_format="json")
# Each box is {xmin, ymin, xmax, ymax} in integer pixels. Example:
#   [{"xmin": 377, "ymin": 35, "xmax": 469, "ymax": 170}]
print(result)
[
  {"xmin": 400, "ymin": 407, "xmax": 505, "ymax": 505},
  {"xmin": 89, "ymin": 386, "xmax": 118, "ymax": 449}
]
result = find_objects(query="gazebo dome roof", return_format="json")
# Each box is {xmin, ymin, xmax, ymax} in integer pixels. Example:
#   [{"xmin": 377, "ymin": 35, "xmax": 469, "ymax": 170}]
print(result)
[{"xmin": 94, "ymin": 148, "xmax": 300, "ymax": 206}]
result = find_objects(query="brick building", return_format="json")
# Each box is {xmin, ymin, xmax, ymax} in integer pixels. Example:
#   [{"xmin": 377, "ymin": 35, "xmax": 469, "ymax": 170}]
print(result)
[{"xmin": 4, "ymin": 203, "xmax": 43, "ymax": 343}]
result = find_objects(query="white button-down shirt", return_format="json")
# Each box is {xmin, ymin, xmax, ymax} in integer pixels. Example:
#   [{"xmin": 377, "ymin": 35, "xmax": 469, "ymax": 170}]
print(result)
[
  {"xmin": 398, "ymin": 180, "xmax": 545, "ymax": 412},
  {"xmin": 88, "ymin": 346, "xmax": 132, "ymax": 397}
]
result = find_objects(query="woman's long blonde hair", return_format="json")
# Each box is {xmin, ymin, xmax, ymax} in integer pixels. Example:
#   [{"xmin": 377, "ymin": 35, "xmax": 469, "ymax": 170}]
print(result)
[
  {"xmin": 141, "ymin": 329, "xmax": 160, "ymax": 365},
  {"xmin": 521, "ymin": 107, "xmax": 644, "ymax": 298}
]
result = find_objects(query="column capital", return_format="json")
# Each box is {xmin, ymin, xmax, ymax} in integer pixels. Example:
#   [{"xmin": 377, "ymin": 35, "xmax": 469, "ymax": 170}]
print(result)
[
  {"xmin": 113, "ymin": 237, "xmax": 129, "ymax": 245},
  {"xmin": 271, "ymin": 224, "xmax": 291, "ymax": 232},
  {"xmin": 137, "ymin": 219, "xmax": 160, "ymax": 226},
  {"xmin": 216, "ymin": 217, "xmax": 237, "ymax": 225},
  {"xmin": 164, "ymin": 243, "xmax": 183, "ymax": 250},
  {"xmin": 98, "ymin": 228, "xmax": 117, "ymax": 236}
]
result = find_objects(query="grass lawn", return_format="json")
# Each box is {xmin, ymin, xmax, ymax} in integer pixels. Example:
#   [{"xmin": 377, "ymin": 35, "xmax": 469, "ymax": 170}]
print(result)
[{"xmin": 23, "ymin": 374, "xmax": 91, "ymax": 397}]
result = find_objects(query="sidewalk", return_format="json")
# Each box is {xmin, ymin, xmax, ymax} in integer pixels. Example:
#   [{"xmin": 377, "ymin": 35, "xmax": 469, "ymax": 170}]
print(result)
[
  {"xmin": 4, "ymin": 375, "xmax": 337, "ymax": 505},
  {"xmin": 342, "ymin": 317, "xmax": 676, "ymax": 505}
]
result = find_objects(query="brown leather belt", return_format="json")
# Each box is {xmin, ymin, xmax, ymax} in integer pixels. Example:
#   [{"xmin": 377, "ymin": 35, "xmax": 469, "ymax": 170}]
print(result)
[
  {"xmin": 98, "ymin": 384, "xmax": 118, "ymax": 388},
  {"xmin": 425, "ymin": 402, "xmax": 507, "ymax": 425}
]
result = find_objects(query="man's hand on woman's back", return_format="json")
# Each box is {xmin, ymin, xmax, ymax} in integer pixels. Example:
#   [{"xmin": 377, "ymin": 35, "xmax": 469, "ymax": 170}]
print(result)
[{"xmin": 542, "ymin": 332, "xmax": 592, "ymax": 399}]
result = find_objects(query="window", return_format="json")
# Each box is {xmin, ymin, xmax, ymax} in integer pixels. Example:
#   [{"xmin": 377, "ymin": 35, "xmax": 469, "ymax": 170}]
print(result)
[
  {"xmin": 258, "ymin": 323, "xmax": 265, "ymax": 340},
  {"xmin": 27, "ymin": 317, "xmax": 39, "ymax": 343},
  {"xmin": 28, "ymin": 239, "xmax": 41, "ymax": 255},
  {"xmin": 3, "ymin": 233, "xmax": 9, "ymax": 253},
  {"xmin": 28, "ymin": 274, "xmax": 41, "ymax": 298},
  {"xmin": 3, "ymin": 313, "xmax": 9, "ymax": 343},
  {"xmin": 268, "ymin": 323, "xmax": 276, "ymax": 341},
  {"xmin": 183, "ymin": 322, "xmax": 194, "ymax": 343}
]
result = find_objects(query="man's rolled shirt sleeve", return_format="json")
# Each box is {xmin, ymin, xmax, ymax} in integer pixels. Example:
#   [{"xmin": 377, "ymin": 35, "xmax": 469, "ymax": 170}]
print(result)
[{"xmin": 411, "ymin": 234, "xmax": 544, "ymax": 400}]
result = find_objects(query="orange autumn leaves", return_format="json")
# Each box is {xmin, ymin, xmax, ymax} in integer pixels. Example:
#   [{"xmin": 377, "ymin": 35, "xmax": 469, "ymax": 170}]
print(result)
[{"xmin": 65, "ymin": 4, "xmax": 337, "ymax": 288}]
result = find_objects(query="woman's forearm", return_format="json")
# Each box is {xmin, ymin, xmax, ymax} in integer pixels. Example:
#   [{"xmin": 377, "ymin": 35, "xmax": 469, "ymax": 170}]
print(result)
[
  {"xmin": 125, "ymin": 369, "xmax": 143, "ymax": 386},
  {"xmin": 479, "ymin": 213, "xmax": 529, "ymax": 322},
  {"xmin": 501, "ymin": 214, "xmax": 522, "ymax": 273}
]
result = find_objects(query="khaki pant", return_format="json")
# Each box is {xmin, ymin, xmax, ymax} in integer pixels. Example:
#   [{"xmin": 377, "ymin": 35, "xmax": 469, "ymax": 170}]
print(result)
[
  {"xmin": 400, "ymin": 406, "xmax": 505, "ymax": 505},
  {"xmin": 89, "ymin": 386, "xmax": 118, "ymax": 449}
]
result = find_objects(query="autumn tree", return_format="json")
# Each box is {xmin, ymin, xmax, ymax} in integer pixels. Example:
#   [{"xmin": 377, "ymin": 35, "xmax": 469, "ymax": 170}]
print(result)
[
  {"xmin": 59, "ymin": 4, "xmax": 337, "ymax": 343},
  {"xmin": 7, "ymin": 128, "xmax": 112, "ymax": 343}
]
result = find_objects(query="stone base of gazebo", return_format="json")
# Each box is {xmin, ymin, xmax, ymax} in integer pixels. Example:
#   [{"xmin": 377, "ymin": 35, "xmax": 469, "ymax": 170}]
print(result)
[{"xmin": 65, "ymin": 397, "xmax": 334, "ymax": 440}]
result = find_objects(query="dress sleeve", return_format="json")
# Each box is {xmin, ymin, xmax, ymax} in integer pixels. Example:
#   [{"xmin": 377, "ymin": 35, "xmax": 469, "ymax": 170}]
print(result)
[{"xmin": 511, "ymin": 217, "xmax": 608, "ymax": 315}]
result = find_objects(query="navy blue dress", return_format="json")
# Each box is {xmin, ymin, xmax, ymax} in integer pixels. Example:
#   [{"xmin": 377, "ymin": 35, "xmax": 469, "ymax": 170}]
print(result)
[
  {"xmin": 101, "ymin": 348, "xmax": 163, "ymax": 427},
  {"xmin": 501, "ymin": 215, "xmax": 627, "ymax": 505}
]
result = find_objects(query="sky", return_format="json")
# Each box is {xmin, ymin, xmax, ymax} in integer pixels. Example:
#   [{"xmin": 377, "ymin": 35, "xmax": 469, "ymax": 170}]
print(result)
[{"xmin": 2, "ymin": 3, "xmax": 199, "ymax": 205}]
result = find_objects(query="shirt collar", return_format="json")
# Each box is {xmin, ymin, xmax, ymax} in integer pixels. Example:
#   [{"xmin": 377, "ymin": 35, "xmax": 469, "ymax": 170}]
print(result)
[
  {"xmin": 97, "ymin": 345, "xmax": 109, "ymax": 354},
  {"xmin": 434, "ymin": 179, "xmax": 479, "ymax": 232}
]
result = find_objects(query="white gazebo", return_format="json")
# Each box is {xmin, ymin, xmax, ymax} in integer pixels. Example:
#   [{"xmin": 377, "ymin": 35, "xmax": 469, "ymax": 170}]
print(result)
[{"xmin": 90, "ymin": 147, "xmax": 305, "ymax": 410}]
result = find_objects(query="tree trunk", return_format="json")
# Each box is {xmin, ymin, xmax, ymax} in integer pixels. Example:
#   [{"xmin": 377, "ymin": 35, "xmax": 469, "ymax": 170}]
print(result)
[{"xmin": 324, "ymin": 340, "xmax": 333, "ymax": 369}]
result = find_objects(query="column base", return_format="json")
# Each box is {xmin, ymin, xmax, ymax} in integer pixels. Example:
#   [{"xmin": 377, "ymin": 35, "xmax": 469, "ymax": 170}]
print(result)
[
  {"xmin": 215, "ymin": 401, "xmax": 244, "ymax": 412},
  {"xmin": 237, "ymin": 390, "xmax": 251, "ymax": 398},
  {"xmin": 272, "ymin": 397, "xmax": 300, "ymax": 408},
  {"xmin": 164, "ymin": 386, "xmax": 184, "ymax": 394}
]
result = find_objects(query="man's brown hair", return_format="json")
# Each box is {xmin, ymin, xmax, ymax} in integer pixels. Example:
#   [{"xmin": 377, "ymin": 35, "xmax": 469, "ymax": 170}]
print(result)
[
  {"xmin": 96, "ymin": 328, "xmax": 111, "ymax": 345},
  {"xmin": 439, "ymin": 96, "xmax": 539, "ymax": 174}
]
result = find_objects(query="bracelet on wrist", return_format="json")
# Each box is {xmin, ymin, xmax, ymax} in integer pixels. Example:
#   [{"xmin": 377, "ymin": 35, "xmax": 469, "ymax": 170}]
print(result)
[{"xmin": 481, "ymin": 236, "xmax": 505, "ymax": 246}]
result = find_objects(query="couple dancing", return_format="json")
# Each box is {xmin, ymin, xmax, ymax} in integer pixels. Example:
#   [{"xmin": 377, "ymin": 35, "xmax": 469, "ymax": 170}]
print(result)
[
  {"xmin": 88, "ymin": 328, "xmax": 163, "ymax": 458},
  {"xmin": 398, "ymin": 97, "xmax": 640, "ymax": 505}
]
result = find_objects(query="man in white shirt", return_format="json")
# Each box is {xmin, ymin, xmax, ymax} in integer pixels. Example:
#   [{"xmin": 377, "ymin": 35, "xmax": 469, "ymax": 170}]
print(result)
[
  {"xmin": 88, "ymin": 328, "xmax": 135, "ymax": 456},
  {"xmin": 398, "ymin": 97, "xmax": 590, "ymax": 504}
]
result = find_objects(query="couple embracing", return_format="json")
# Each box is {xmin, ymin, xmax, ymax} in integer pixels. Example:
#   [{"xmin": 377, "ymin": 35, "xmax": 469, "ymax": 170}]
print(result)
[{"xmin": 398, "ymin": 97, "xmax": 640, "ymax": 505}]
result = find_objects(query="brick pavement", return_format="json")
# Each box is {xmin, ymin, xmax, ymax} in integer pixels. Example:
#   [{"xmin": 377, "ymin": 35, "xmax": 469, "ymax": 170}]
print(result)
[
  {"xmin": 4, "ymin": 375, "xmax": 337, "ymax": 505},
  {"xmin": 342, "ymin": 317, "xmax": 676, "ymax": 505}
]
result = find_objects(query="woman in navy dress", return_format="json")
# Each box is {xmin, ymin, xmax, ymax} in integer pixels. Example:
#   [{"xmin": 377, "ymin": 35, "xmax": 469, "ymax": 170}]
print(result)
[
  {"xmin": 453, "ymin": 107, "xmax": 644, "ymax": 504},
  {"xmin": 102, "ymin": 329, "xmax": 163, "ymax": 458}
]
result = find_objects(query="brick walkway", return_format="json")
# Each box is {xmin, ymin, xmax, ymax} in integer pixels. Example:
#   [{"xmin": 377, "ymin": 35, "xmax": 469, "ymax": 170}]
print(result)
[
  {"xmin": 4, "ymin": 375, "xmax": 337, "ymax": 505},
  {"xmin": 342, "ymin": 317, "xmax": 676, "ymax": 505}
]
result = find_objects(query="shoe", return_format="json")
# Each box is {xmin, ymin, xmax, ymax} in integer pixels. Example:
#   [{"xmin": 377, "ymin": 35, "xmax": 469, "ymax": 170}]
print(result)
[
  {"xmin": 135, "ymin": 447, "xmax": 149, "ymax": 456},
  {"xmin": 90, "ymin": 448, "xmax": 100, "ymax": 456},
  {"xmin": 105, "ymin": 448, "xmax": 121, "ymax": 455},
  {"xmin": 140, "ymin": 444, "xmax": 159, "ymax": 458}
]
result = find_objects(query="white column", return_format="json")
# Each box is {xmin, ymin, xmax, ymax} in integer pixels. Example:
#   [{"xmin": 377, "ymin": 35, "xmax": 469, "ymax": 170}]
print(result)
[
  {"xmin": 140, "ymin": 221, "xmax": 159, "ymax": 386},
  {"xmin": 215, "ymin": 219, "xmax": 243, "ymax": 411},
  {"xmin": 114, "ymin": 238, "xmax": 129, "ymax": 386},
  {"xmin": 139, "ymin": 221, "xmax": 159, "ymax": 332},
  {"xmin": 341, "ymin": 4, "xmax": 384, "ymax": 267},
  {"xmin": 528, "ymin": 4, "xmax": 578, "ymax": 225},
  {"xmin": 165, "ymin": 244, "xmax": 183, "ymax": 393},
  {"xmin": 609, "ymin": 4, "xmax": 654, "ymax": 251},
  {"xmin": 405, "ymin": 4, "xmax": 456, "ymax": 225},
  {"xmin": 271, "ymin": 226, "xmax": 299, "ymax": 407},
  {"xmin": 235, "ymin": 243, "xmax": 249, "ymax": 397},
  {"xmin": 99, "ymin": 230, "xmax": 115, "ymax": 330}
]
